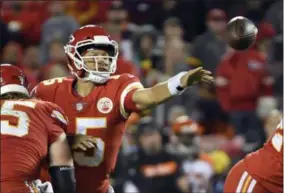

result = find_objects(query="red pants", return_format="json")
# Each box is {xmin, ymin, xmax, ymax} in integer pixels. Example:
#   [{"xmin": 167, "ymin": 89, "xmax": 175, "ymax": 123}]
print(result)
[{"xmin": 224, "ymin": 160, "xmax": 268, "ymax": 193}]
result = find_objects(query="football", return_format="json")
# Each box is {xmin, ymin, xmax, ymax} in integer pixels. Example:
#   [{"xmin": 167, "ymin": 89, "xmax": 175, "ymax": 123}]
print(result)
[{"xmin": 227, "ymin": 16, "xmax": 258, "ymax": 50}]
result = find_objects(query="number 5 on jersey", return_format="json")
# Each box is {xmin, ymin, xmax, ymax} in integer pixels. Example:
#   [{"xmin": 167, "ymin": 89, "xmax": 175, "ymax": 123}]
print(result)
[
  {"xmin": 1, "ymin": 101, "xmax": 36, "ymax": 137},
  {"xmin": 74, "ymin": 118, "xmax": 106, "ymax": 167}
]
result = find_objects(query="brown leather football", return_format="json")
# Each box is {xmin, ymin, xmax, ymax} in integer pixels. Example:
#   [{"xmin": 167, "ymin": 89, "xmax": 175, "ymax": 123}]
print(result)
[{"xmin": 227, "ymin": 16, "xmax": 258, "ymax": 50}]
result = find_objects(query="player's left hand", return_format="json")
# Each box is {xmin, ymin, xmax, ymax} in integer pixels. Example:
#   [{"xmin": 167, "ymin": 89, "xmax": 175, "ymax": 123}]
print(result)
[
  {"xmin": 180, "ymin": 67, "xmax": 214, "ymax": 88},
  {"xmin": 72, "ymin": 134, "xmax": 98, "ymax": 151}
]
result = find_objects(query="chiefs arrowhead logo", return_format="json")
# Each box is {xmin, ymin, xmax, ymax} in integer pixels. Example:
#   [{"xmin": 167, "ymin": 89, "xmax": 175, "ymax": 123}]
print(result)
[{"xmin": 97, "ymin": 97, "xmax": 113, "ymax": 114}]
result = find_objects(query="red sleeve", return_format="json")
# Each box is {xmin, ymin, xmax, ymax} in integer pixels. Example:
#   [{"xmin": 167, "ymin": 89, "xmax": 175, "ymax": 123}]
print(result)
[
  {"xmin": 40, "ymin": 102, "xmax": 69, "ymax": 145},
  {"xmin": 117, "ymin": 74, "xmax": 144, "ymax": 119}
]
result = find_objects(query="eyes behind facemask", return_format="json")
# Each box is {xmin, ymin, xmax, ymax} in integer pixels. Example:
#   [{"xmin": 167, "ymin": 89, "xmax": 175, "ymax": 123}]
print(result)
[
  {"xmin": 82, "ymin": 56, "xmax": 112, "ymax": 64},
  {"xmin": 81, "ymin": 55, "xmax": 114, "ymax": 73}
]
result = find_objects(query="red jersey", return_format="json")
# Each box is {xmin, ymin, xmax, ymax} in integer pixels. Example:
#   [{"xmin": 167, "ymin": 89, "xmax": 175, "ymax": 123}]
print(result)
[
  {"xmin": 32, "ymin": 74, "xmax": 143, "ymax": 193},
  {"xmin": 0, "ymin": 99, "xmax": 68, "ymax": 193},
  {"xmin": 243, "ymin": 118, "xmax": 283, "ymax": 192}
]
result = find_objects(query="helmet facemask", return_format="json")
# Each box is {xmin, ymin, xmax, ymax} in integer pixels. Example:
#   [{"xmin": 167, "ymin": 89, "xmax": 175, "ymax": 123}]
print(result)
[{"xmin": 65, "ymin": 37, "xmax": 118, "ymax": 84}]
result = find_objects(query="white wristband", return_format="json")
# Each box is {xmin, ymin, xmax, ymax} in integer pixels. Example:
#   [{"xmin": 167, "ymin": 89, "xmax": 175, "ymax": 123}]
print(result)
[{"xmin": 167, "ymin": 72, "xmax": 187, "ymax": 95}]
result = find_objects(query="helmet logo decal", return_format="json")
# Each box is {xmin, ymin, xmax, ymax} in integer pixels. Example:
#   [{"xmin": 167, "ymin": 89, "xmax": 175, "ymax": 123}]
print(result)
[
  {"xmin": 18, "ymin": 76, "xmax": 24, "ymax": 85},
  {"xmin": 69, "ymin": 35, "xmax": 75, "ymax": 43}
]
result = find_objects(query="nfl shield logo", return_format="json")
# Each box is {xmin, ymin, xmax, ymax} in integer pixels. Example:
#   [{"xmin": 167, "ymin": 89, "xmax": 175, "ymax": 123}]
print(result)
[{"xmin": 76, "ymin": 103, "xmax": 84, "ymax": 111}]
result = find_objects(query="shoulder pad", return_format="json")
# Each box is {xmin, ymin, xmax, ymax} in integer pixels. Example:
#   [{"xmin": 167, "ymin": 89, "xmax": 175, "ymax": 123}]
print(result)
[{"xmin": 31, "ymin": 77, "xmax": 70, "ymax": 102}]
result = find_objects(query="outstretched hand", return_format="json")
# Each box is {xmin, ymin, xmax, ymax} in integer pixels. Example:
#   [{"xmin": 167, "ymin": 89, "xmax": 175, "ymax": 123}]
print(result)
[{"xmin": 180, "ymin": 67, "xmax": 214, "ymax": 88}]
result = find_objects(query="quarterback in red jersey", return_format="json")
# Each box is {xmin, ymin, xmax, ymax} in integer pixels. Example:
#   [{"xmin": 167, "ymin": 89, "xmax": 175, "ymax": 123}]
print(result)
[
  {"xmin": 32, "ymin": 24, "xmax": 214, "ymax": 193},
  {"xmin": 0, "ymin": 64, "xmax": 76, "ymax": 193},
  {"xmin": 224, "ymin": 118, "xmax": 283, "ymax": 193}
]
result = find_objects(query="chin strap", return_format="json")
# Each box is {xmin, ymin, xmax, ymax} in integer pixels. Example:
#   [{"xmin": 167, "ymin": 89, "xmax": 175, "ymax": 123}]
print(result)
[
  {"xmin": 82, "ymin": 72, "xmax": 110, "ymax": 84},
  {"xmin": 71, "ymin": 69, "xmax": 110, "ymax": 84}
]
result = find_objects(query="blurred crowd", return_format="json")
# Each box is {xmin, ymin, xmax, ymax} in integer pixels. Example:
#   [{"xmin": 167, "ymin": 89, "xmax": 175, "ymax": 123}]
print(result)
[{"xmin": 0, "ymin": 0, "xmax": 283, "ymax": 193}]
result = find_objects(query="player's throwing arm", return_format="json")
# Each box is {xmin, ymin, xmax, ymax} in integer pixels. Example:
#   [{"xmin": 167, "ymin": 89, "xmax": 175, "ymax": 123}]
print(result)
[{"xmin": 131, "ymin": 67, "xmax": 214, "ymax": 110}]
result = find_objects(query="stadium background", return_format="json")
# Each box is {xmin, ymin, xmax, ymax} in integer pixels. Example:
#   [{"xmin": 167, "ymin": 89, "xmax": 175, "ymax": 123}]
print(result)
[{"xmin": 0, "ymin": 0, "xmax": 283, "ymax": 192}]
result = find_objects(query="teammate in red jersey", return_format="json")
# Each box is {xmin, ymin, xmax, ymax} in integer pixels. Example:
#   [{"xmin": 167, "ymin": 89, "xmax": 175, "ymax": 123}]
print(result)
[
  {"xmin": 0, "ymin": 64, "xmax": 76, "ymax": 193},
  {"xmin": 224, "ymin": 118, "xmax": 283, "ymax": 193},
  {"xmin": 31, "ymin": 25, "xmax": 214, "ymax": 193}
]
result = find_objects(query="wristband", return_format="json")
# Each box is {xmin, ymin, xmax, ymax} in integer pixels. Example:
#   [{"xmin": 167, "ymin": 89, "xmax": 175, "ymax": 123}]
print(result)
[
  {"xmin": 167, "ymin": 72, "xmax": 187, "ymax": 95},
  {"xmin": 49, "ymin": 166, "xmax": 76, "ymax": 193}
]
